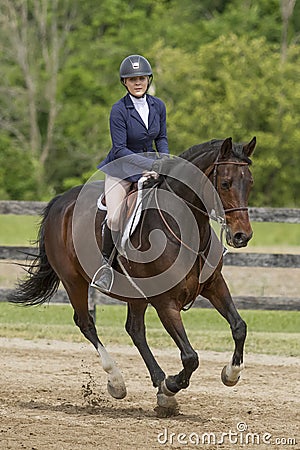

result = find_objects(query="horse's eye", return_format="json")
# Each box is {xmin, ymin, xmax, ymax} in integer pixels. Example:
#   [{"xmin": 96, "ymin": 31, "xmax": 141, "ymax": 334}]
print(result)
[{"xmin": 221, "ymin": 180, "xmax": 231, "ymax": 190}]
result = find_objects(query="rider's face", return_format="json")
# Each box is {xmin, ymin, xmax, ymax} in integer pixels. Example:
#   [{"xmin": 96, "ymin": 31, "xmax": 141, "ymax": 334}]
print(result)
[{"xmin": 124, "ymin": 76, "xmax": 149, "ymax": 97}]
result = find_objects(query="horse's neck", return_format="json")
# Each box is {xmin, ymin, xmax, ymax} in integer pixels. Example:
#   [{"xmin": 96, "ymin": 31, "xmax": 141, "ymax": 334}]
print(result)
[
  {"xmin": 192, "ymin": 151, "xmax": 218, "ymax": 173},
  {"xmin": 160, "ymin": 176, "xmax": 210, "ymax": 231},
  {"xmin": 180, "ymin": 140, "xmax": 221, "ymax": 167},
  {"xmin": 161, "ymin": 152, "xmax": 216, "ymax": 208},
  {"xmin": 157, "ymin": 153, "xmax": 217, "ymax": 250}
]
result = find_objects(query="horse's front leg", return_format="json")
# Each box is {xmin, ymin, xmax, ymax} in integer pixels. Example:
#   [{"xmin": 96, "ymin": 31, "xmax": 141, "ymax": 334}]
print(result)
[
  {"xmin": 154, "ymin": 301, "xmax": 199, "ymax": 416},
  {"xmin": 126, "ymin": 301, "xmax": 180, "ymax": 417},
  {"xmin": 201, "ymin": 270, "xmax": 247, "ymax": 386},
  {"xmin": 125, "ymin": 301, "xmax": 166, "ymax": 388}
]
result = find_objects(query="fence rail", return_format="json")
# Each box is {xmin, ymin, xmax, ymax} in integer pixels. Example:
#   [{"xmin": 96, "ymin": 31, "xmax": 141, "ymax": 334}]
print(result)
[
  {"xmin": 1, "ymin": 245, "xmax": 300, "ymax": 269},
  {"xmin": 0, "ymin": 200, "xmax": 46, "ymax": 215},
  {"xmin": 0, "ymin": 287, "xmax": 298, "ymax": 312},
  {"xmin": 0, "ymin": 201, "xmax": 299, "ymax": 311},
  {"xmin": 0, "ymin": 200, "xmax": 300, "ymax": 223}
]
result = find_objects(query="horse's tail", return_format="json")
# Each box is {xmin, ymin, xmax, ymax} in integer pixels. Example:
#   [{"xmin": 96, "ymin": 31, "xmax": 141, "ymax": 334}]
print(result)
[{"xmin": 8, "ymin": 195, "xmax": 61, "ymax": 306}]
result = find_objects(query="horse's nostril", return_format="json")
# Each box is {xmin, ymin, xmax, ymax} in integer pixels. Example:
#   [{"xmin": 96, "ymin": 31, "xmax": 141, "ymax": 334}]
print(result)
[{"xmin": 233, "ymin": 232, "xmax": 248, "ymax": 245}]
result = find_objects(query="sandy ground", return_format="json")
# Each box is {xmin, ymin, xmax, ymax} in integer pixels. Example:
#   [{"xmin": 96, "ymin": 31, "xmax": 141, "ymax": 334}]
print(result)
[
  {"xmin": 0, "ymin": 338, "xmax": 299, "ymax": 450},
  {"xmin": 1, "ymin": 247, "xmax": 299, "ymax": 449}
]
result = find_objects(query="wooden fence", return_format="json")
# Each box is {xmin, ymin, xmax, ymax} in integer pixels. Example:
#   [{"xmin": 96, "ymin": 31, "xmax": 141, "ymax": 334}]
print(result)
[{"xmin": 0, "ymin": 200, "xmax": 299, "ymax": 311}]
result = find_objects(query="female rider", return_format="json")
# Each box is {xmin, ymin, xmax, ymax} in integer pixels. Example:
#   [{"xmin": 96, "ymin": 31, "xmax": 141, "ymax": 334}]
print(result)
[{"xmin": 92, "ymin": 54, "xmax": 170, "ymax": 293}]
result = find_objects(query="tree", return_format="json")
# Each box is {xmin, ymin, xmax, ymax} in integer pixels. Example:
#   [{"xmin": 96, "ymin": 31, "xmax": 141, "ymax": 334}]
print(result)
[
  {"xmin": 154, "ymin": 33, "xmax": 300, "ymax": 206},
  {"xmin": 0, "ymin": 132, "xmax": 37, "ymax": 200},
  {"xmin": 0, "ymin": 0, "xmax": 75, "ymax": 196},
  {"xmin": 280, "ymin": 0, "xmax": 297, "ymax": 63},
  {"xmin": 0, "ymin": 0, "xmax": 299, "ymax": 206}
]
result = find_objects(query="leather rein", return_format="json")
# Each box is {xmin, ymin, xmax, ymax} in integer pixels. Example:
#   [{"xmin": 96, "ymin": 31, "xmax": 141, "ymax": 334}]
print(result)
[
  {"xmin": 161, "ymin": 159, "xmax": 250, "ymax": 220},
  {"xmin": 129, "ymin": 158, "xmax": 250, "ymax": 257},
  {"xmin": 153, "ymin": 159, "xmax": 250, "ymax": 254}
]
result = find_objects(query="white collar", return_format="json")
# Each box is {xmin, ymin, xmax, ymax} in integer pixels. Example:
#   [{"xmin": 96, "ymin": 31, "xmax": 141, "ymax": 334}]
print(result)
[{"xmin": 129, "ymin": 94, "xmax": 147, "ymax": 106}]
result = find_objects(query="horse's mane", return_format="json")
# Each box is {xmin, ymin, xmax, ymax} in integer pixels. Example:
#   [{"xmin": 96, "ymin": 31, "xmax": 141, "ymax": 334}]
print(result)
[{"xmin": 179, "ymin": 138, "xmax": 252, "ymax": 168}]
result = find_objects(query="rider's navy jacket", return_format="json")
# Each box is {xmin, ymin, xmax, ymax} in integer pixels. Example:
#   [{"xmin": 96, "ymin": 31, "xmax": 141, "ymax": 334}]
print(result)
[{"xmin": 98, "ymin": 93, "xmax": 169, "ymax": 181}]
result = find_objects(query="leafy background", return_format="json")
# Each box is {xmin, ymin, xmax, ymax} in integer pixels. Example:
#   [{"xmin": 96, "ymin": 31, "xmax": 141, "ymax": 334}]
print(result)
[{"xmin": 0, "ymin": 0, "xmax": 299, "ymax": 206}]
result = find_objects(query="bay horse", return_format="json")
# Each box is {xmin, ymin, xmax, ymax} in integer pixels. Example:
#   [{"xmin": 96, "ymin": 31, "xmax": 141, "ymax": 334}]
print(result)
[{"xmin": 9, "ymin": 136, "xmax": 256, "ymax": 416}]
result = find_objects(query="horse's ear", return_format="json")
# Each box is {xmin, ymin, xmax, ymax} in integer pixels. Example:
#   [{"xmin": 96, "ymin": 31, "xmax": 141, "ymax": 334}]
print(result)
[
  {"xmin": 243, "ymin": 136, "xmax": 256, "ymax": 157},
  {"xmin": 219, "ymin": 137, "xmax": 232, "ymax": 160}
]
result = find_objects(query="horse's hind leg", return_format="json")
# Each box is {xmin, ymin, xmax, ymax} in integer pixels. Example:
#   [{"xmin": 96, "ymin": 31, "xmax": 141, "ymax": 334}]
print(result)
[
  {"xmin": 201, "ymin": 271, "xmax": 247, "ymax": 386},
  {"xmin": 125, "ymin": 301, "xmax": 166, "ymax": 388},
  {"xmin": 63, "ymin": 276, "xmax": 126, "ymax": 399}
]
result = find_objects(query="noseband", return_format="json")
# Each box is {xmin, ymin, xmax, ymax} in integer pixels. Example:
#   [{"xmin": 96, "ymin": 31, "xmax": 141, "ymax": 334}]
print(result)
[{"xmin": 207, "ymin": 161, "xmax": 250, "ymax": 214}]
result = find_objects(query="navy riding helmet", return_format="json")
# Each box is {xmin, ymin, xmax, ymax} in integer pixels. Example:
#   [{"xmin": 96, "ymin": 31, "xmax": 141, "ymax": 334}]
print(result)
[{"xmin": 119, "ymin": 54, "xmax": 153, "ymax": 87}]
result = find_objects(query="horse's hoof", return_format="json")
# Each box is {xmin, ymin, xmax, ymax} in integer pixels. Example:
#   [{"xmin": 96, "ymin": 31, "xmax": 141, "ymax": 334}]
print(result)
[
  {"xmin": 221, "ymin": 365, "xmax": 240, "ymax": 387},
  {"xmin": 155, "ymin": 392, "xmax": 180, "ymax": 417},
  {"xmin": 107, "ymin": 379, "xmax": 127, "ymax": 399},
  {"xmin": 154, "ymin": 404, "xmax": 180, "ymax": 418}
]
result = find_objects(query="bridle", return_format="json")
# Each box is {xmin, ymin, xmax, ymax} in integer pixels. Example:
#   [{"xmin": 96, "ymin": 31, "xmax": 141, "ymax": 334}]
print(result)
[
  {"xmin": 132, "ymin": 158, "xmax": 251, "ymax": 256},
  {"xmin": 160, "ymin": 158, "xmax": 251, "ymax": 220},
  {"xmin": 206, "ymin": 160, "xmax": 250, "ymax": 214},
  {"xmin": 151, "ymin": 158, "xmax": 251, "ymax": 256}
]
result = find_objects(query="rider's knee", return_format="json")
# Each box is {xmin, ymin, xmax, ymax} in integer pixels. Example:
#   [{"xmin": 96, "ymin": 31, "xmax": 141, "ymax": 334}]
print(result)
[{"xmin": 106, "ymin": 216, "xmax": 119, "ymax": 232}]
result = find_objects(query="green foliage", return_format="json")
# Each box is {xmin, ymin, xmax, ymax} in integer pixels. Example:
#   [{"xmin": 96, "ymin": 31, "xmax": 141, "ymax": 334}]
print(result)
[
  {"xmin": 0, "ymin": 0, "xmax": 299, "ymax": 205},
  {"xmin": 0, "ymin": 134, "xmax": 39, "ymax": 200},
  {"xmin": 203, "ymin": 0, "xmax": 283, "ymax": 44}
]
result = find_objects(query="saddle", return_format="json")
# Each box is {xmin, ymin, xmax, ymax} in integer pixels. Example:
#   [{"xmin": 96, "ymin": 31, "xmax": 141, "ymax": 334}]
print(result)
[{"xmin": 97, "ymin": 175, "xmax": 160, "ymax": 251}]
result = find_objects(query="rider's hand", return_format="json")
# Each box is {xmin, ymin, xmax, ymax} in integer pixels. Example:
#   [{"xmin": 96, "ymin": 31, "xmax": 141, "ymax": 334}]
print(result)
[{"xmin": 142, "ymin": 170, "xmax": 160, "ymax": 180}]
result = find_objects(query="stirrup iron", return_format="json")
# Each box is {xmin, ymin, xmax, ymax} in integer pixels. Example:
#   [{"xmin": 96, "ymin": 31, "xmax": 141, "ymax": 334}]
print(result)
[{"xmin": 91, "ymin": 263, "xmax": 114, "ymax": 294}]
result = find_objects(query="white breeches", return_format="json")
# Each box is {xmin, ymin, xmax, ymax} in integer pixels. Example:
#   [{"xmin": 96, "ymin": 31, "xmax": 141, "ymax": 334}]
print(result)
[{"xmin": 104, "ymin": 175, "xmax": 132, "ymax": 232}]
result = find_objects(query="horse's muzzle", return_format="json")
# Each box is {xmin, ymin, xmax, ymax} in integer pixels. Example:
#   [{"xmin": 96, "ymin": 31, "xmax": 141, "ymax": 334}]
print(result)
[
  {"xmin": 233, "ymin": 231, "xmax": 253, "ymax": 248},
  {"xmin": 226, "ymin": 230, "xmax": 253, "ymax": 248}
]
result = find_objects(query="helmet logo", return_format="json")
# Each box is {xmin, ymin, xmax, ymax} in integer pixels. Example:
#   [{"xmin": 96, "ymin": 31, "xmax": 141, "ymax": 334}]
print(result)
[{"xmin": 132, "ymin": 62, "xmax": 139, "ymax": 69}]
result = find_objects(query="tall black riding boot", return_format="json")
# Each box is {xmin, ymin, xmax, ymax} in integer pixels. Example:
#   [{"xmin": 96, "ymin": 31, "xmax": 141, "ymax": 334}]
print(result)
[{"xmin": 92, "ymin": 225, "xmax": 117, "ymax": 294}]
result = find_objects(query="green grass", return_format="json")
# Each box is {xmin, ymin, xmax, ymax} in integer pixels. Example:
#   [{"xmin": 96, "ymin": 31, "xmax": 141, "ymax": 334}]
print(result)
[
  {"xmin": 0, "ymin": 215, "xmax": 39, "ymax": 245},
  {"xmin": 248, "ymin": 222, "xmax": 300, "ymax": 247},
  {"xmin": 0, "ymin": 215, "xmax": 299, "ymax": 247},
  {"xmin": 0, "ymin": 303, "xmax": 299, "ymax": 357}
]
